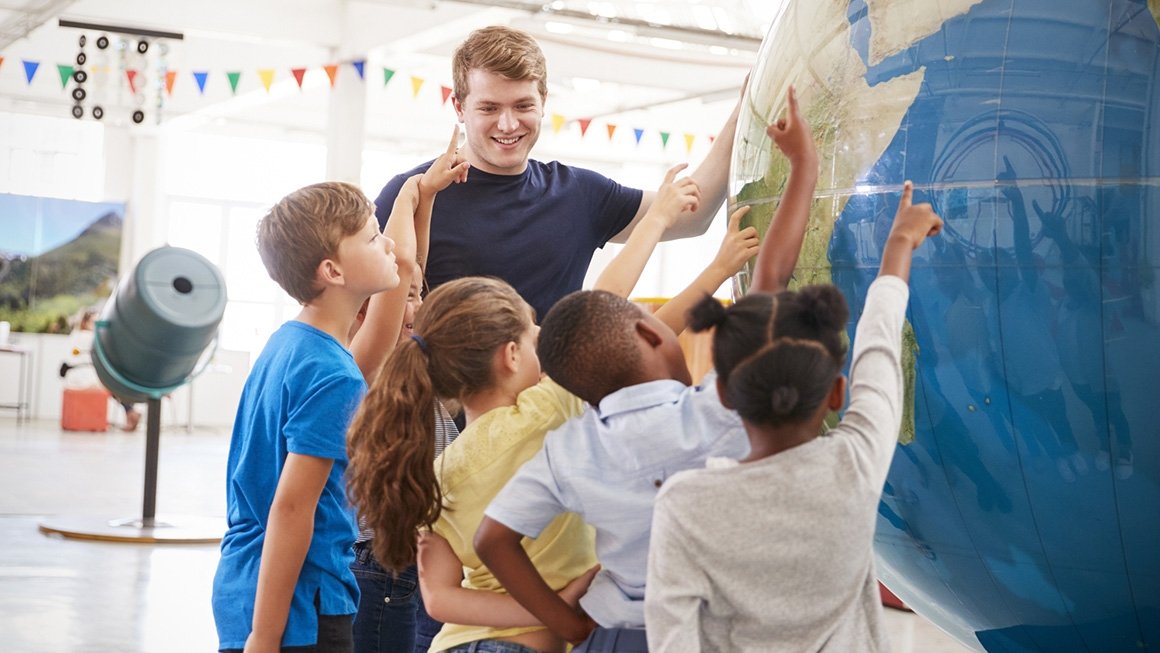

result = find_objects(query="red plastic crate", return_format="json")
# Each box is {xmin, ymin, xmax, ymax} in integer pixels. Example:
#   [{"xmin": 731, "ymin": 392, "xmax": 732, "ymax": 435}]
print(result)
[{"xmin": 61, "ymin": 388, "xmax": 110, "ymax": 432}]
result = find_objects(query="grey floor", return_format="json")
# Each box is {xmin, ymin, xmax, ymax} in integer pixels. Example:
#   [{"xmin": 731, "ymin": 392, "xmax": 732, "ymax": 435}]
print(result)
[{"xmin": 0, "ymin": 416, "xmax": 972, "ymax": 652}]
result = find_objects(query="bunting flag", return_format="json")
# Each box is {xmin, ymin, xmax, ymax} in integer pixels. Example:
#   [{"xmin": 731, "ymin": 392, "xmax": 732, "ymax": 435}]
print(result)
[
  {"xmin": 193, "ymin": 71, "xmax": 209, "ymax": 94},
  {"xmin": 633, "ymin": 128, "xmax": 644, "ymax": 145},
  {"xmin": 226, "ymin": 71, "xmax": 241, "ymax": 95},
  {"xmin": 258, "ymin": 69, "xmax": 275, "ymax": 92},
  {"xmin": 578, "ymin": 118, "xmax": 592, "ymax": 137},
  {"xmin": 383, "ymin": 68, "xmax": 395, "ymax": 87},
  {"xmin": 659, "ymin": 131, "xmax": 671, "ymax": 148},
  {"xmin": 709, "ymin": 135, "xmax": 715, "ymax": 144},
  {"xmin": 410, "ymin": 76, "xmax": 424, "ymax": 98},
  {"xmin": 324, "ymin": 64, "xmax": 338, "ymax": 87},
  {"xmin": 684, "ymin": 133, "xmax": 695, "ymax": 153},
  {"xmin": 22, "ymin": 60, "xmax": 39, "ymax": 84},
  {"xmin": 352, "ymin": 60, "xmax": 365, "ymax": 80},
  {"xmin": 57, "ymin": 64, "xmax": 74, "ymax": 89},
  {"xmin": 165, "ymin": 70, "xmax": 177, "ymax": 95},
  {"xmin": 126, "ymin": 69, "xmax": 139, "ymax": 95},
  {"xmin": 291, "ymin": 67, "xmax": 307, "ymax": 89},
  {"xmin": 551, "ymin": 113, "xmax": 566, "ymax": 134},
  {"xmin": 0, "ymin": 56, "xmax": 5, "ymax": 72},
  {"xmin": 440, "ymin": 85, "xmax": 452, "ymax": 105},
  {"xmin": 606, "ymin": 123, "xmax": 617, "ymax": 141}
]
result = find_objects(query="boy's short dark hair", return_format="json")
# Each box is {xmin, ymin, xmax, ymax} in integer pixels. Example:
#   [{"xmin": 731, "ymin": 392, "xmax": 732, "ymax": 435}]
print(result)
[
  {"xmin": 537, "ymin": 289, "xmax": 643, "ymax": 405},
  {"xmin": 256, "ymin": 181, "xmax": 373, "ymax": 305}
]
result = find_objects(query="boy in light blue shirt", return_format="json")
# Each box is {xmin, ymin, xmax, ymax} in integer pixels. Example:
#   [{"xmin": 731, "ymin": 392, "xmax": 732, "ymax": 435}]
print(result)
[{"xmin": 475, "ymin": 87, "xmax": 818, "ymax": 651}]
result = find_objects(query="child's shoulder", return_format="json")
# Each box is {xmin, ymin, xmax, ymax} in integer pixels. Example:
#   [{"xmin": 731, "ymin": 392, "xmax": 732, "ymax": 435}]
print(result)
[{"xmin": 253, "ymin": 321, "xmax": 362, "ymax": 388}]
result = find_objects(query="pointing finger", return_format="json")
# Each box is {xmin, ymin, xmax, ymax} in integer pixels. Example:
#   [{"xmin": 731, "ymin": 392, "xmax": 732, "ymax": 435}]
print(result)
[
  {"xmin": 664, "ymin": 163, "xmax": 689, "ymax": 185},
  {"xmin": 900, "ymin": 180, "xmax": 914, "ymax": 209},
  {"xmin": 728, "ymin": 205, "xmax": 751, "ymax": 231},
  {"xmin": 446, "ymin": 125, "xmax": 460, "ymax": 157}
]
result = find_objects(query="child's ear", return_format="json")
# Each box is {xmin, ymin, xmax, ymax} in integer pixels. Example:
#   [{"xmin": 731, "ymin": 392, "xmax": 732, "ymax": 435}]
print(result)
[
  {"xmin": 827, "ymin": 375, "xmax": 847, "ymax": 411},
  {"xmin": 317, "ymin": 258, "xmax": 344, "ymax": 287},
  {"xmin": 634, "ymin": 319, "xmax": 664, "ymax": 349},
  {"xmin": 497, "ymin": 340, "xmax": 520, "ymax": 375}
]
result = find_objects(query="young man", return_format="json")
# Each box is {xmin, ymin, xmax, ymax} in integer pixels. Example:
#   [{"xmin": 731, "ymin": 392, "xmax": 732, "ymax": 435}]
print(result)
[
  {"xmin": 211, "ymin": 181, "xmax": 399, "ymax": 653},
  {"xmin": 473, "ymin": 88, "xmax": 816, "ymax": 652},
  {"xmin": 373, "ymin": 25, "xmax": 743, "ymax": 321}
]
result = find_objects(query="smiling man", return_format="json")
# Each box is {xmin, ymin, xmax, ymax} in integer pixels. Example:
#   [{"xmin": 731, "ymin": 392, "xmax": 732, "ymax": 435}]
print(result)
[{"xmin": 373, "ymin": 26, "xmax": 743, "ymax": 323}]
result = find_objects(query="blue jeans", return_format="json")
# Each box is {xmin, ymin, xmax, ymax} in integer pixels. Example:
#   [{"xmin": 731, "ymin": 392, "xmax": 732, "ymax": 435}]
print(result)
[
  {"xmin": 413, "ymin": 588, "xmax": 444, "ymax": 653},
  {"xmin": 574, "ymin": 627, "xmax": 649, "ymax": 653},
  {"xmin": 351, "ymin": 541, "xmax": 420, "ymax": 653},
  {"xmin": 441, "ymin": 641, "xmax": 542, "ymax": 653}
]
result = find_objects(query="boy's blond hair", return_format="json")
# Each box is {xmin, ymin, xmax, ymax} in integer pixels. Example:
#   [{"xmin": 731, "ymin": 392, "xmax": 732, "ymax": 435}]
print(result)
[
  {"xmin": 256, "ymin": 181, "xmax": 374, "ymax": 305},
  {"xmin": 452, "ymin": 25, "xmax": 548, "ymax": 102}
]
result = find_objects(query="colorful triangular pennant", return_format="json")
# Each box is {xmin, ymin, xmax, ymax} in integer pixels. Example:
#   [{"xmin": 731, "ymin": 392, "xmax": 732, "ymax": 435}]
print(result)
[
  {"xmin": 551, "ymin": 114, "xmax": 566, "ymax": 134},
  {"xmin": 226, "ymin": 71, "xmax": 241, "ymax": 95},
  {"xmin": 440, "ymin": 85, "xmax": 452, "ymax": 105},
  {"xmin": 22, "ymin": 60, "xmax": 40, "ymax": 84},
  {"xmin": 57, "ymin": 64, "xmax": 74, "ymax": 89},
  {"xmin": 383, "ymin": 68, "xmax": 395, "ymax": 87},
  {"xmin": 578, "ymin": 118, "xmax": 592, "ymax": 137},
  {"xmin": 126, "ymin": 69, "xmax": 139, "ymax": 95},
  {"xmin": 193, "ymin": 71, "xmax": 209, "ymax": 94},
  {"xmin": 606, "ymin": 123, "xmax": 617, "ymax": 141},
  {"xmin": 633, "ymin": 128, "xmax": 644, "ymax": 145},
  {"xmin": 291, "ymin": 68, "xmax": 307, "ymax": 89},
  {"xmin": 352, "ymin": 60, "xmax": 365, "ymax": 80},
  {"xmin": 324, "ymin": 64, "xmax": 338, "ymax": 87},
  {"xmin": 165, "ymin": 70, "xmax": 177, "ymax": 96},
  {"xmin": 258, "ymin": 69, "xmax": 275, "ymax": 92},
  {"xmin": 684, "ymin": 133, "xmax": 695, "ymax": 153},
  {"xmin": 659, "ymin": 131, "xmax": 671, "ymax": 148},
  {"xmin": 410, "ymin": 76, "xmax": 424, "ymax": 98}
]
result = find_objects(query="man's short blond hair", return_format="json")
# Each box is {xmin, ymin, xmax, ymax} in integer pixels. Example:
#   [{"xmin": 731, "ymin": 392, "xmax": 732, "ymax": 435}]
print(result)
[
  {"xmin": 452, "ymin": 25, "xmax": 548, "ymax": 102},
  {"xmin": 256, "ymin": 181, "xmax": 373, "ymax": 305}
]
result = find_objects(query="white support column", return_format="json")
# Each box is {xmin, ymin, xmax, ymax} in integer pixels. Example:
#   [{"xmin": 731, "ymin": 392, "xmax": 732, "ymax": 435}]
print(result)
[
  {"xmin": 324, "ymin": 35, "xmax": 368, "ymax": 184},
  {"xmin": 104, "ymin": 124, "xmax": 167, "ymax": 271}
]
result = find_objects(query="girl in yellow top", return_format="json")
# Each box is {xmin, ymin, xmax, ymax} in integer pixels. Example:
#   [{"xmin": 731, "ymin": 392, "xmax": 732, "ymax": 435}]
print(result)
[{"xmin": 346, "ymin": 163, "xmax": 759, "ymax": 653}]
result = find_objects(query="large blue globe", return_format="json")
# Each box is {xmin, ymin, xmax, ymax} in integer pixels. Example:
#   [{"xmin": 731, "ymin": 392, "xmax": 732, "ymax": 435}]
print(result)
[{"xmin": 732, "ymin": 1, "xmax": 1159, "ymax": 650}]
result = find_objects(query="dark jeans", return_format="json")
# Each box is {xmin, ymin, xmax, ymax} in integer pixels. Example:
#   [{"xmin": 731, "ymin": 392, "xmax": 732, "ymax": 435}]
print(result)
[
  {"xmin": 442, "ymin": 640, "xmax": 542, "ymax": 653},
  {"xmin": 352, "ymin": 541, "xmax": 422, "ymax": 653},
  {"xmin": 574, "ymin": 627, "xmax": 649, "ymax": 653},
  {"xmin": 413, "ymin": 588, "xmax": 444, "ymax": 653},
  {"xmin": 221, "ymin": 601, "xmax": 353, "ymax": 653}
]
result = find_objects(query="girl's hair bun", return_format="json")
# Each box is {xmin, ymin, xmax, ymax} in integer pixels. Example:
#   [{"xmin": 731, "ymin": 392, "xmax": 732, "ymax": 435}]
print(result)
[
  {"xmin": 688, "ymin": 294, "xmax": 729, "ymax": 333},
  {"xmin": 768, "ymin": 385, "xmax": 800, "ymax": 416},
  {"xmin": 796, "ymin": 284, "xmax": 849, "ymax": 332}
]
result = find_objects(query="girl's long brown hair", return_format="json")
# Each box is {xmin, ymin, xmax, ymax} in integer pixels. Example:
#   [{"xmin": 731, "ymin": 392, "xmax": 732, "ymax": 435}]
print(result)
[{"xmin": 347, "ymin": 277, "xmax": 532, "ymax": 572}]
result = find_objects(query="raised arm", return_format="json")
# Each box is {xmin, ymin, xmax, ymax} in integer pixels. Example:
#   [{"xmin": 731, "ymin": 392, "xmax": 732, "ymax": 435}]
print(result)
[
  {"xmin": 594, "ymin": 163, "xmax": 700, "ymax": 297},
  {"xmin": 750, "ymin": 85, "xmax": 819, "ymax": 295},
  {"xmin": 653, "ymin": 205, "xmax": 759, "ymax": 334},
  {"xmin": 613, "ymin": 74, "xmax": 748, "ymax": 242},
  {"xmin": 879, "ymin": 181, "xmax": 942, "ymax": 283},
  {"xmin": 351, "ymin": 127, "xmax": 469, "ymax": 383},
  {"xmin": 418, "ymin": 531, "xmax": 598, "ymax": 628}
]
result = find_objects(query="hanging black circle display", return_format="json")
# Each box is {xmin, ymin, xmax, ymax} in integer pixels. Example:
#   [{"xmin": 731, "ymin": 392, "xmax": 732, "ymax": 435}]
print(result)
[
  {"xmin": 72, "ymin": 105, "xmax": 84, "ymax": 119},
  {"xmin": 92, "ymin": 106, "xmax": 104, "ymax": 120},
  {"xmin": 73, "ymin": 69, "xmax": 88, "ymax": 84},
  {"xmin": 96, "ymin": 35, "xmax": 109, "ymax": 49},
  {"xmin": 76, "ymin": 52, "xmax": 87, "ymax": 66},
  {"xmin": 78, "ymin": 35, "xmax": 87, "ymax": 48},
  {"xmin": 72, "ymin": 87, "xmax": 87, "ymax": 102},
  {"xmin": 137, "ymin": 40, "xmax": 149, "ymax": 54},
  {"xmin": 132, "ymin": 110, "xmax": 145, "ymax": 124}
]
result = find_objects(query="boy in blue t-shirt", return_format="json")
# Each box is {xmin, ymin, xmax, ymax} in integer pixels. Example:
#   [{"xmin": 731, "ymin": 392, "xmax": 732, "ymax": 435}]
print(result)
[{"xmin": 212, "ymin": 177, "xmax": 419, "ymax": 652}]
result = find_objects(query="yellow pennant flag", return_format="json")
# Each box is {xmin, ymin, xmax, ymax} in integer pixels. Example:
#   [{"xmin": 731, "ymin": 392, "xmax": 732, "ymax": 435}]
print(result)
[
  {"xmin": 551, "ymin": 113, "xmax": 566, "ymax": 134},
  {"xmin": 684, "ymin": 133, "xmax": 695, "ymax": 153},
  {"xmin": 258, "ymin": 69, "xmax": 276, "ymax": 93},
  {"xmin": 410, "ymin": 76, "xmax": 425, "ymax": 98}
]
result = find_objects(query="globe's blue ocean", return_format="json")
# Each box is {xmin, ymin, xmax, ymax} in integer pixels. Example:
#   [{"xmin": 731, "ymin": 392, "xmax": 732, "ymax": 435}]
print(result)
[{"xmin": 735, "ymin": 0, "xmax": 1160, "ymax": 650}]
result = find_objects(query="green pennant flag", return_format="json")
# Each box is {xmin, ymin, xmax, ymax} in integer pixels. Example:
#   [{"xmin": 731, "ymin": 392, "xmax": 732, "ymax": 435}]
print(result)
[
  {"xmin": 227, "ymin": 71, "xmax": 241, "ymax": 95},
  {"xmin": 57, "ymin": 64, "xmax": 75, "ymax": 89},
  {"xmin": 383, "ymin": 68, "xmax": 395, "ymax": 87},
  {"xmin": 659, "ymin": 131, "xmax": 671, "ymax": 148}
]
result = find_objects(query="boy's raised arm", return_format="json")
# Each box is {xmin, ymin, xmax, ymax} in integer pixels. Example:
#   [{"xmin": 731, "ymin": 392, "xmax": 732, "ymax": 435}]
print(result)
[
  {"xmin": 593, "ymin": 163, "xmax": 700, "ymax": 298},
  {"xmin": 750, "ymin": 85, "xmax": 819, "ymax": 295}
]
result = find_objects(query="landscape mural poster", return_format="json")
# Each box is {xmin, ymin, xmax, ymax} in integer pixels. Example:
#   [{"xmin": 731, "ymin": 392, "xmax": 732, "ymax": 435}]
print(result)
[{"xmin": 0, "ymin": 193, "xmax": 125, "ymax": 333}]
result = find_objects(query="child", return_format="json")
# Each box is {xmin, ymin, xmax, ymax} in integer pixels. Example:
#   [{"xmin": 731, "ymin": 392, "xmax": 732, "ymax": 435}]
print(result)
[
  {"xmin": 645, "ymin": 183, "xmax": 942, "ymax": 652},
  {"xmin": 473, "ymin": 86, "xmax": 816, "ymax": 651},
  {"xmin": 211, "ymin": 180, "xmax": 398, "ymax": 652},
  {"xmin": 345, "ymin": 162, "xmax": 752, "ymax": 653}
]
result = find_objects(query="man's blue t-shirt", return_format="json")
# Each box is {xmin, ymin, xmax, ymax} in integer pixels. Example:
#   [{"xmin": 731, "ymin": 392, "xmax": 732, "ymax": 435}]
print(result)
[
  {"xmin": 375, "ymin": 159, "xmax": 642, "ymax": 320},
  {"xmin": 212, "ymin": 321, "xmax": 365, "ymax": 649}
]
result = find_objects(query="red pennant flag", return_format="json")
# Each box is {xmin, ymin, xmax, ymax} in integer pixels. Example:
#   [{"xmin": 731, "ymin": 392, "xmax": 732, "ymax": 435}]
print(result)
[
  {"xmin": 323, "ymin": 64, "xmax": 338, "ymax": 87},
  {"xmin": 126, "ymin": 69, "xmax": 139, "ymax": 94},
  {"xmin": 606, "ymin": 123, "xmax": 617, "ymax": 141},
  {"xmin": 578, "ymin": 118, "xmax": 592, "ymax": 138},
  {"xmin": 291, "ymin": 68, "xmax": 307, "ymax": 89},
  {"xmin": 708, "ymin": 135, "xmax": 715, "ymax": 144},
  {"xmin": 440, "ymin": 85, "xmax": 452, "ymax": 105},
  {"xmin": 164, "ymin": 70, "xmax": 177, "ymax": 96}
]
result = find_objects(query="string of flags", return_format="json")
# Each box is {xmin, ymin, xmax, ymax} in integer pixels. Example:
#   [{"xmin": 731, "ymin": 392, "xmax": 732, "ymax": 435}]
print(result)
[{"xmin": 0, "ymin": 54, "xmax": 717, "ymax": 153}]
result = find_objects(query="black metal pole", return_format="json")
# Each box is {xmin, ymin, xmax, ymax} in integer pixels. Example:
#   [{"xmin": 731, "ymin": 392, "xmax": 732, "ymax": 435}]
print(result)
[{"xmin": 141, "ymin": 397, "xmax": 162, "ymax": 525}]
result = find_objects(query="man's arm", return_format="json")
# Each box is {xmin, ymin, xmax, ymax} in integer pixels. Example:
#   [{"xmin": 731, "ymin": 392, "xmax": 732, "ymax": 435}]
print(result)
[
  {"xmin": 418, "ymin": 531, "xmax": 597, "ymax": 628},
  {"xmin": 245, "ymin": 453, "xmax": 333, "ymax": 653},
  {"xmin": 611, "ymin": 76, "xmax": 746, "ymax": 243},
  {"xmin": 474, "ymin": 517, "xmax": 597, "ymax": 645},
  {"xmin": 749, "ymin": 85, "xmax": 819, "ymax": 295}
]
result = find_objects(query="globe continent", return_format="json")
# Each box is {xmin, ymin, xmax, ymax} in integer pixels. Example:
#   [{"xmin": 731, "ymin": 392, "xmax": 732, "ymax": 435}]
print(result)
[{"xmin": 731, "ymin": 1, "xmax": 1160, "ymax": 650}]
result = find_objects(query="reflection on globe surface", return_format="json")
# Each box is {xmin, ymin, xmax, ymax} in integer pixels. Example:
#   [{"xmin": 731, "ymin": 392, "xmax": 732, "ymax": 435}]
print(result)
[{"xmin": 731, "ymin": 0, "xmax": 1160, "ymax": 650}]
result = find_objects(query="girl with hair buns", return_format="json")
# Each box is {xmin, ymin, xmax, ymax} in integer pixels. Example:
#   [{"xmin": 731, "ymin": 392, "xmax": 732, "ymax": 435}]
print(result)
[{"xmin": 644, "ymin": 181, "xmax": 943, "ymax": 653}]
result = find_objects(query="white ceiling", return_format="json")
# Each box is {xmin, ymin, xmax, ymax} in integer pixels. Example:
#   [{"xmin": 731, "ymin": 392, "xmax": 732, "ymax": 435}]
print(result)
[{"xmin": 0, "ymin": 0, "xmax": 772, "ymax": 150}]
